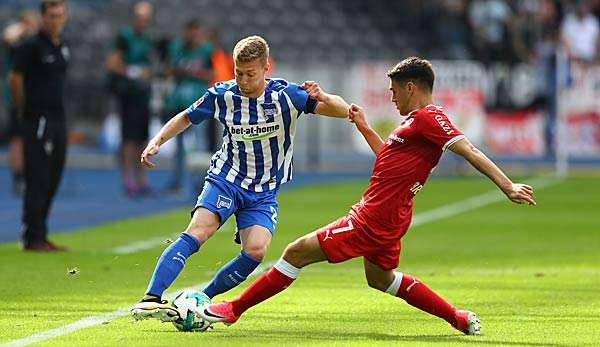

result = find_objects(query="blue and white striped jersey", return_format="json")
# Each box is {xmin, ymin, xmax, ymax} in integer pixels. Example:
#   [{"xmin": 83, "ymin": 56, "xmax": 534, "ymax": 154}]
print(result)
[{"xmin": 186, "ymin": 78, "xmax": 318, "ymax": 192}]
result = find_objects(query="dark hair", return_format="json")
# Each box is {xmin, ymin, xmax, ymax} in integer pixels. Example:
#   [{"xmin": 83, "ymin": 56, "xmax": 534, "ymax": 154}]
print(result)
[
  {"xmin": 40, "ymin": 0, "xmax": 64, "ymax": 14},
  {"xmin": 387, "ymin": 57, "xmax": 434, "ymax": 91}
]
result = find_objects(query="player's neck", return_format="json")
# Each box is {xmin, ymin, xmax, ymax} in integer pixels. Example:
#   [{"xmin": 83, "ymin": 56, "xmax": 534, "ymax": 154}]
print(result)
[
  {"xmin": 416, "ymin": 94, "xmax": 433, "ymax": 109},
  {"xmin": 407, "ymin": 95, "xmax": 433, "ymax": 115}
]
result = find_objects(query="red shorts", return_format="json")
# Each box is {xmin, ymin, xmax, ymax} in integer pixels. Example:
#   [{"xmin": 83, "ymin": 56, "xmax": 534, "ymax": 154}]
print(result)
[{"xmin": 316, "ymin": 216, "xmax": 401, "ymax": 271}]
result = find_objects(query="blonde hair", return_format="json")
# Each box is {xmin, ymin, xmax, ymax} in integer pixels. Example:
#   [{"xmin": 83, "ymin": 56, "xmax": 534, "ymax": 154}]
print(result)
[{"xmin": 233, "ymin": 35, "xmax": 269, "ymax": 65}]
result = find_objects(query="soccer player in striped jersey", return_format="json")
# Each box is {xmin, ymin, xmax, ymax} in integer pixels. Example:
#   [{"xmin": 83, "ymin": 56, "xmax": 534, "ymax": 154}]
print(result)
[
  {"xmin": 131, "ymin": 35, "xmax": 351, "ymax": 321},
  {"xmin": 199, "ymin": 57, "xmax": 536, "ymax": 335}
]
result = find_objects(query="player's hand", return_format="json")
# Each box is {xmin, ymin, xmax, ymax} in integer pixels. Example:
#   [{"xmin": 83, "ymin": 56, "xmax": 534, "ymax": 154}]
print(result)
[
  {"xmin": 140, "ymin": 140, "xmax": 160, "ymax": 169},
  {"xmin": 301, "ymin": 81, "xmax": 328, "ymax": 102},
  {"xmin": 505, "ymin": 183, "xmax": 536, "ymax": 205},
  {"xmin": 348, "ymin": 103, "xmax": 369, "ymax": 130}
]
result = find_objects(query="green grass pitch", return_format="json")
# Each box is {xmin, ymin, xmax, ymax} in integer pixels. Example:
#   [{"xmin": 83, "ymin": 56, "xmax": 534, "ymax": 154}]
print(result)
[{"xmin": 1, "ymin": 176, "xmax": 599, "ymax": 346}]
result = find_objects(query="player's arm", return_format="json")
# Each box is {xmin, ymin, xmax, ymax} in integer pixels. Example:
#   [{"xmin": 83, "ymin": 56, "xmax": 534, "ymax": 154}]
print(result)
[
  {"xmin": 7, "ymin": 70, "xmax": 25, "ymax": 117},
  {"xmin": 106, "ymin": 49, "xmax": 127, "ymax": 76},
  {"xmin": 302, "ymin": 81, "xmax": 349, "ymax": 118},
  {"xmin": 141, "ymin": 111, "xmax": 192, "ymax": 168},
  {"xmin": 8, "ymin": 39, "xmax": 32, "ymax": 118},
  {"xmin": 449, "ymin": 138, "xmax": 536, "ymax": 205},
  {"xmin": 106, "ymin": 33, "xmax": 150, "ymax": 80},
  {"xmin": 348, "ymin": 103, "xmax": 384, "ymax": 156}
]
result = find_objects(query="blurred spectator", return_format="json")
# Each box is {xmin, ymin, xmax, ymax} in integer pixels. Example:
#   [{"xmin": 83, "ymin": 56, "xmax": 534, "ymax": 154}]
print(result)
[
  {"xmin": 106, "ymin": 1, "xmax": 154, "ymax": 197},
  {"xmin": 432, "ymin": 0, "xmax": 472, "ymax": 60},
  {"xmin": 468, "ymin": 0, "xmax": 513, "ymax": 64},
  {"xmin": 532, "ymin": 0, "xmax": 561, "ymax": 99},
  {"xmin": 163, "ymin": 19, "xmax": 214, "ymax": 194},
  {"xmin": 208, "ymin": 30, "xmax": 234, "ymax": 85},
  {"xmin": 530, "ymin": 0, "xmax": 562, "ymax": 156},
  {"xmin": 2, "ymin": 10, "xmax": 40, "ymax": 195},
  {"xmin": 511, "ymin": 0, "xmax": 539, "ymax": 63},
  {"xmin": 8, "ymin": 0, "xmax": 69, "ymax": 251},
  {"xmin": 560, "ymin": 0, "xmax": 599, "ymax": 64}
]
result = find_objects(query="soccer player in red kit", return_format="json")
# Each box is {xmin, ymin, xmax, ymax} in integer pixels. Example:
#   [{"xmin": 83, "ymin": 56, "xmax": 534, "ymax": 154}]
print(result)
[{"xmin": 199, "ymin": 57, "xmax": 536, "ymax": 335}]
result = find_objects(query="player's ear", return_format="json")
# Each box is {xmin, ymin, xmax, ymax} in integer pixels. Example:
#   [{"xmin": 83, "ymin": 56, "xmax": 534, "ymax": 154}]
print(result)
[
  {"xmin": 406, "ymin": 81, "xmax": 417, "ymax": 96},
  {"xmin": 264, "ymin": 60, "xmax": 271, "ymax": 76}
]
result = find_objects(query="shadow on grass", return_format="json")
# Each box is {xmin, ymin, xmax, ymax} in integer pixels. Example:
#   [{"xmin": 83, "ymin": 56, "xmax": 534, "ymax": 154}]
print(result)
[{"xmin": 152, "ymin": 327, "xmax": 570, "ymax": 347}]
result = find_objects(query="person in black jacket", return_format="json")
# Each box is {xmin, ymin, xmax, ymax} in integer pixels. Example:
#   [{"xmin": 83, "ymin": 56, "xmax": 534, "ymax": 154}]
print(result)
[{"xmin": 8, "ymin": 0, "xmax": 69, "ymax": 252}]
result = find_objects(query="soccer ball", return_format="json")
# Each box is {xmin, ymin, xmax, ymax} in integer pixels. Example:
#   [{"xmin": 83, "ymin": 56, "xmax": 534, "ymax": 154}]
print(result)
[{"xmin": 171, "ymin": 290, "xmax": 211, "ymax": 332}]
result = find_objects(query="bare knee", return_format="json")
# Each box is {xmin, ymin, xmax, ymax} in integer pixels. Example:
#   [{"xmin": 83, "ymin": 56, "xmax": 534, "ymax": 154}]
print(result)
[
  {"xmin": 243, "ymin": 244, "xmax": 268, "ymax": 260},
  {"xmin": 282, "ymin": 238, "xmax": 309, "ymax": 268},
  {"xmin": 365, "ymin": 276, "xmax": 390, "ymax": 292},
  {"xmin": 363, "ymin": 262, "xmax": 396, "ymax": 292},
  {"xmin": 185, "ymin": 224, "xmax": 216, "ymax": 243}
]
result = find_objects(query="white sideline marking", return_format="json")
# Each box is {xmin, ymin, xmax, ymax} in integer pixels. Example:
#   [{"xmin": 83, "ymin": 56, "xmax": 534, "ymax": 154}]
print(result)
[
  {"xmin": 2, "ymin": 176, "xmax": 562, "ymax": 346},
  {"xmin": 113, "ymin": 235, "xmax": 178, "ymax": 255},
  {"xmin": 111, "ymin": 221, "xmax": 234, "ymax": 255},
  {"xmin": 411, "ymin": 176, "xmax": 561, "ymax": 228},
  {"xmin": 1, "ymin": 262, "xmax": 275, "ymax": 347}
]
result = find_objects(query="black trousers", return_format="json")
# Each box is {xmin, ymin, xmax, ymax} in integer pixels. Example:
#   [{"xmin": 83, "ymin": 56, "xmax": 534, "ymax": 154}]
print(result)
[
  {"xmin": 118, "ymin": 93, "xmax": 150, "ymax": 142},
  {"xmin": 21, "ymin": 113, "xmax": 67, "ymax": 244}
]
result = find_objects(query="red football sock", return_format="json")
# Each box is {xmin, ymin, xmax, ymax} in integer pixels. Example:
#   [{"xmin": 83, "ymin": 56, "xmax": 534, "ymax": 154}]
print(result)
[
  {"xmin": 231, "ymin": 267, "xmax": 295, "ymax": 317},
  {"xmin": 396, "ymin": 274, "xmax": 457, "ymax": 326}
]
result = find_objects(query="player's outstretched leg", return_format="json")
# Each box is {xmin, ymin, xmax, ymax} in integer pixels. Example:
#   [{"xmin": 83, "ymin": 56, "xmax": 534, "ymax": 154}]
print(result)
[
  {"xmin": 363, "ymin": 259, "xmax": 481, "ymax": 335},
  {"xmin": 131, "ymin": 208, "xmax": 219, "ymax": 321},
  {"xmin": 201, "ymin": 226, "xmax": 270, "ymax": 299},
  {"xmin": 199, "ymin": 231, "xmax": 327, "ymax": 325}
]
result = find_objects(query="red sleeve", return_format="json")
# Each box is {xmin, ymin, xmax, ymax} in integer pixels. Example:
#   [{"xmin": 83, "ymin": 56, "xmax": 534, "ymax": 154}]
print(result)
[{"xmin": 418, "ymin": 108, "xmax": 465, "ymax": 151}]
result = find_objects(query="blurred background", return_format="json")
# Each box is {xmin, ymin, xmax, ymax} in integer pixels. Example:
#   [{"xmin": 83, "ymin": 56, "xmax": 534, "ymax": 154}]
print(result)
[{"xmin": 1, "ymin": 0, "xmax": 599, "ymax": 239}]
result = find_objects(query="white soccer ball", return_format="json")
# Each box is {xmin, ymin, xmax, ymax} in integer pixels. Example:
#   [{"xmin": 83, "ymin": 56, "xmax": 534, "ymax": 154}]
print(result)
[{"xmin": 171, "ymin": 290, "xmax": 212, "ymax": 332}]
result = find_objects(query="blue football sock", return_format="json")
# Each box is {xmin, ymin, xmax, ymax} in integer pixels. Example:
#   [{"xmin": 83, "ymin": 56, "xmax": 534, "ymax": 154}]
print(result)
[
  {"xmin": 202, "ymin": 250, "xmax": 261, "ymax": 299},
  {"xmin": 145, "ymin": 233, "xmax": 200, "ymax": 297}
]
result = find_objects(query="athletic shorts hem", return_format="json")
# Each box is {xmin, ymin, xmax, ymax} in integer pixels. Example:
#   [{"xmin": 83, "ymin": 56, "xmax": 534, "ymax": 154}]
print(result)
[{"xmin": 190, "ymin": 203, "xmax": 227, "ymax": 227}]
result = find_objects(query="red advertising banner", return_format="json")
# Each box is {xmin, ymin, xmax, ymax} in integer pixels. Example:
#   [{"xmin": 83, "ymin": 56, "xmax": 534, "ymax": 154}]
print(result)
[
  {"xmin": 565, "ymin": 112, "xmax": 600, "ymax": 156},
  {"xmin": 485, "ymin": 111, "xmax": 546, "ymax": 156}
]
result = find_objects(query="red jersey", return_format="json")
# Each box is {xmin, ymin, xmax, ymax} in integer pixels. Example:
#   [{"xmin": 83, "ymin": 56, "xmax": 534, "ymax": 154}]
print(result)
[{"xmin": 350, "ymin": 105, "xmax": 465, "ymax": 243}]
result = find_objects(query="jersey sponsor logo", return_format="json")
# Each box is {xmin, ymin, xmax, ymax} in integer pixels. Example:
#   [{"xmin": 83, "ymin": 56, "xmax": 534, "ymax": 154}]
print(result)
[
  {"xmin": 434, "ymin": 115, "xmax": 455, "ymax": 135},
  {"xmin": 389, "ymin": 135, "xmax": 405, "ymax": 144},
  {"xmin": 216, "ymin": 195, "xmax": 232, "ymax": 209},
  {"xmin": 230, "ymin": 123, "xmax": 281, "ymax": 141},
  {"xmin": 410, "ymin": 182, "xmax": 423, "ymax": 195}
]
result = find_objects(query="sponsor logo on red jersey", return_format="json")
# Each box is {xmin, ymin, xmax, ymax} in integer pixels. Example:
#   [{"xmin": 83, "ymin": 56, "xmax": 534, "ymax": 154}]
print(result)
[{"xmin": 434, "ymin": 115, "xmax": 455, "ymax": 135}]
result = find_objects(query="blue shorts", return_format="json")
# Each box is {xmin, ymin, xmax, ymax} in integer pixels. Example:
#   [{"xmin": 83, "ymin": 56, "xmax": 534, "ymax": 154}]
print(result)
[{"xmin": 193, "ymin": 174, "xmax": 279, "ymax": 243}]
